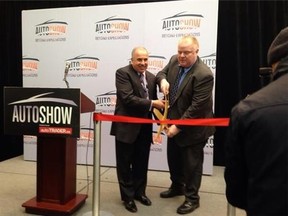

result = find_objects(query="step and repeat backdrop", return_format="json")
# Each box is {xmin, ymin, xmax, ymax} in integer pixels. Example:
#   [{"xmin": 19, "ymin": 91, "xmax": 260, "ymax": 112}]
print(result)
[{"xmin": 22, "ymin": 0, "xmax": 218, "ymax": 174}]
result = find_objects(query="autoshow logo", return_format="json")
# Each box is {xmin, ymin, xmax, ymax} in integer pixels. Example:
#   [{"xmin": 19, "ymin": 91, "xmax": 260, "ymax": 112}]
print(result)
[
  {"xmin": 152, "ymin": 130, "xmax": 165, "ymax": 146},
  {"xmin": 35, "ymin": 19, "xmax": 68, "ymax": 36},
  {"xmin": 201, "ymin": 53, "xmax": 216, "ymax": 71},
  {"xmin": 95, "ymin": 16, "xmax": 131, "ymax": 33},
  {"xmin": 161, "ymin": 11, "xmax": 203, "ymax": 38},
  {"xmin": 22, "ymin": 56, "xmax": 39, "ymax": 77},
  {"xmin": 162, "ymin": 11, "xmax": 203, "ymax": 31},
  {"xmin": 9, "ymin": 92, "xmax": 77, "ymax": 125},
  {"xmin": 34, "ymin": 19, "xmax": 68, "ymax": 42},
  {"xmin": 67, "ymin": 55, "xmax": 99, "ymax": 71},
  {"xmin": 4, "ymin": 88, "xmax": 80, "ymax": 137},
  {"xmin": 95, "ymin": 90, "xmax": 116, "ymax": 114},
  {"xmin": 66, "ymin": 55, "xmax": 99, "ymax": 77},
  {"xmin": 79, "ymin": 127, "xmax": 94, "ymax": 141},
  {"xmin": 148, "ymin": 55, "xmax": 166, "ymax": 75},
  {"xmin": 205, "ymin": 136, "xmax": 214, "ymax": 149},
  {"xmin": 95, "ymin": 16, "xmax": 131, "ymax": 40}
]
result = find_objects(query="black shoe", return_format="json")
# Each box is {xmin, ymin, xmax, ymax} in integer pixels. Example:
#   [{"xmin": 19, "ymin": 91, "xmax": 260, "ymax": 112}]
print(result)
[
  {"xmin": 123, "ymin": 200, "xmax": 137, "ymax": 213},
  {"xmin": 135, "ymin": 195, "xmax": 152, "ymax": 206},
  {"xmin": 177, "ymin": 201, "xmax": 199, "ymax": 214},
  {"xmin": 160, "ymin": 188, "xmax": 184, "ymax": 198}
]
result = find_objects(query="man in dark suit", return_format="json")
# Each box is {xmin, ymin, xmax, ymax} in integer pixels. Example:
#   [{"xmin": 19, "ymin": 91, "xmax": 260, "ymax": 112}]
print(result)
[
  {"xmin": 110, "ymin": 47, "xmax": 165, "ymax": 213},
  {"xmin": 224, "ymin": 27, "xmax": 288, "ymax": 216},
  {"xmin": 156, "ymin": 36, "xmax": 215, "ymax": 214}
]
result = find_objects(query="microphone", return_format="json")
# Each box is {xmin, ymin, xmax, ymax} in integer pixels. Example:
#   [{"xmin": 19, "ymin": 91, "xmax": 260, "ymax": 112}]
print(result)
[
  {"xmin": 64, "ymin": 61, "xmax": 71, "ymax": 74},
  {"xmin": 63, "ymin": 61, "xmax": 71, "ymax": 88}
]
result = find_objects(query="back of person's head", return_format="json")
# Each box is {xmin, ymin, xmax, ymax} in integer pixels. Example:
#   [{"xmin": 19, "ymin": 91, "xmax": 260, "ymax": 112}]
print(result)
[{"xmin": 267, "ymin": 26, "xmax": 288, "ymax": 66}]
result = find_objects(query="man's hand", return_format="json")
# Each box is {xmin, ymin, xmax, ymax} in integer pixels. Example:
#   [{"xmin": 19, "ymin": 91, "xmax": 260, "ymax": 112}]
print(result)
[
  {"xmin": 160, "ymin": 79, "xmax": 170, "ymax": 95},
  {"xmin": 152, "ymin": 99, "xmax": 165, "ymax": 110},
  {"xmin": 165, "ymin": 125, "xmax": 180, "ymax": 138}
]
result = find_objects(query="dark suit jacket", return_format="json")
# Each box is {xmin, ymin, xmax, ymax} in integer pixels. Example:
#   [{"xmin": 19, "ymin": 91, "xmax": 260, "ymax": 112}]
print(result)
[
  {"xmin": 110, "ymin": 64, "xmax": 157, "ymax": 144},
  {"xmin": 224, "ymin": 61, "xmax": 288, "ymax": 215},
  {"xmin": 156, "ymin": 55, "xmax": 215, "ymax": 146}
]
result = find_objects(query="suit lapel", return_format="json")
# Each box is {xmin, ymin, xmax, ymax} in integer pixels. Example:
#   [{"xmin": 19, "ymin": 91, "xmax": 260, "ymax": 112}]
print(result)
[
  {"xmin": 178, "ymin": 69, "xmax": 192, "ymax": 91},
  {"xmin": 174, "ymin": 66, "xmax": 193, "ymax": 101},
  {"xmin": 146, "ymin": 72, "xmax": 152, "ymax": 98},
  {"xmin": 130, "ymin": 67, "xmax": 144, "ymax": 98}
]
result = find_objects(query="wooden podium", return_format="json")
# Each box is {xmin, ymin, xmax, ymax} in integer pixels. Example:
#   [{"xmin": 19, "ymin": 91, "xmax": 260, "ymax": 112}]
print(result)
[{"xmin": 22, "ymin": 92, "xmax": 95, "ymax": 215}]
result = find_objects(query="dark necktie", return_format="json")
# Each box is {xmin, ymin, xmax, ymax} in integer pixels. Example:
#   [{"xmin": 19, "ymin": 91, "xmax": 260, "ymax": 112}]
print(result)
[
  {"xmin": 170, "ymin": 67, "xmax": 184, "ymax": 104},
  {"xmin": 139, "ymin": 73, "xmax": 149, "ymax": 99}
]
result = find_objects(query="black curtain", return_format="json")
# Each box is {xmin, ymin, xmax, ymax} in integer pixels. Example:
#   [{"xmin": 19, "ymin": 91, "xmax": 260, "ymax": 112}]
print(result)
[
  {"xmin": 1, "ymin": 0, "xmax": 287, "ymax": 164},
  {"xmin": 214, "ymin": 0, "xmax": 288, "ymax": 165}
]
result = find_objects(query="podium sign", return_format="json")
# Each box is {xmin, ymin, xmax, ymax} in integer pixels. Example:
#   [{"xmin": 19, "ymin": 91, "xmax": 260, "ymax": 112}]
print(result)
[
  {"xmin": 4, "ymin": 87, "xmax": 80, "ymax": 137},
  {"xmin": 3, "ymin": 87, "xmax": 92, "ymax": 215}
]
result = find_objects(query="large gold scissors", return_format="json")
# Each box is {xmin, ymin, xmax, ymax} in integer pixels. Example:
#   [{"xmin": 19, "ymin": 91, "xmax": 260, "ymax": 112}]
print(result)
[{"xmin": 153, "ymin": 94, "xmax": 169, "ymax": 141}]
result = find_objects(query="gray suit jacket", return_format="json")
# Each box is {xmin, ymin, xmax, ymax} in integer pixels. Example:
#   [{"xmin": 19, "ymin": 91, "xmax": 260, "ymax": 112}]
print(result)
[
  {"xmin": 110, "ymin": 64, "xmax": 157, "ymax": 144},
  {"xmin": 156, "ymin": 55, "xmax": 215, "ymax": 146}
]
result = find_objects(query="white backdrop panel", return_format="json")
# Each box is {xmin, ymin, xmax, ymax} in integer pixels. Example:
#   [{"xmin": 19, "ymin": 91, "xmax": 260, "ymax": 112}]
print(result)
[{"xmin": 22, "ymin": 0, "xmax": 218, "ymax": 175}]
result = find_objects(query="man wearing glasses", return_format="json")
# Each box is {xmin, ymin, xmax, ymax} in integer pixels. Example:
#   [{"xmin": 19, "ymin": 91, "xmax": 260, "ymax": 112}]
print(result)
[{"xmin": 156, "ymin": 35, "xmax": 215, "ymax": 214}]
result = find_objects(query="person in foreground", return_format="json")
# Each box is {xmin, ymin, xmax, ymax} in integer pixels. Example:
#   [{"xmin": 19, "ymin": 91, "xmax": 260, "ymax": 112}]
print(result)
[
  {"xmin": 110, "ymin": 47, "xmax": 165, "ymax": 213},
  {"xmin": 156, "ymin": 35, "xmax": 215, "ymax": 214},
  {"xmin": 224, "ymin": 26, "xmax": 288, "ymax": 216}
]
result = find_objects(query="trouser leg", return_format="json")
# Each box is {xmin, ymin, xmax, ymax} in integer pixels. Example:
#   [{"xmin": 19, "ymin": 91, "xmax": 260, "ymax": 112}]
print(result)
[
  {"xmin": 182, "ymin": 141, "xmax": 206, "ymax": 202},
  {"xmin": 167, "ymin": 137, "xmax": 185, "ymax": 189},
  {"xmin": 115, "ymin": 139, "xmax": 134, "ymax": 201},
  {"xmin": 132, "ymin": 127, "xmax": 151, "ymax": 196}
]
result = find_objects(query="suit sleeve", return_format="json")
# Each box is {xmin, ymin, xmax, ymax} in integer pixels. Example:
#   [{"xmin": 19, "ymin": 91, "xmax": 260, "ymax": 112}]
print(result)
[{"xmin": 224, "ymin": 108, "xmax": 248, "ymax": 210}]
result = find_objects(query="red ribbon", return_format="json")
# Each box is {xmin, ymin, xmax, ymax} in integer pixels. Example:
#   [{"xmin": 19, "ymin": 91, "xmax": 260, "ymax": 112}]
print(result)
[{"xmin": 94, "ymin": 113, "xmax": 229, "ymax": 127}]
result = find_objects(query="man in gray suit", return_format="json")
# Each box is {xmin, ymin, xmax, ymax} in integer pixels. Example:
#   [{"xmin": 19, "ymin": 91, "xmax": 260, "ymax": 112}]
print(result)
[
  {"xmin": 156, "ymin": 36, "xmax": 215, "ymax": 214},
  {"xmin": 110, "ymin": 47, "xmax": 165, "ymax": 213}
]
